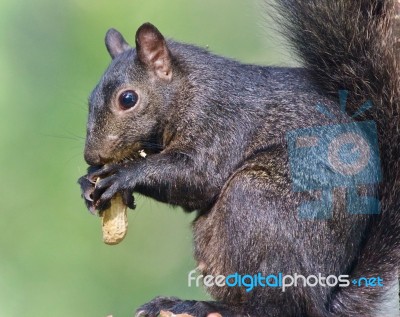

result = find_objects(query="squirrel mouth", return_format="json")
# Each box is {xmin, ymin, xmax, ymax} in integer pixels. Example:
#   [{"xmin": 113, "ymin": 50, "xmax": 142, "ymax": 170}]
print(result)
[
  {"xmin": 97, "ymin": 139, "xmax": 163, "ymax": 166},
  {"xmin": 116, "ymin": 149, "xmax": 148, "ymax": 164},
  {"xmin": 115, "ymin": 141, "xmax": 163, "ymax": 164}
]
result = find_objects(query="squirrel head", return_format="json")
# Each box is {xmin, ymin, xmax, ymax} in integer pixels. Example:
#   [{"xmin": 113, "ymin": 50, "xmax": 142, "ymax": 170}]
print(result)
[{"xmin": 84, "ymin": 23, "xmax": 177, "ymax": 166}]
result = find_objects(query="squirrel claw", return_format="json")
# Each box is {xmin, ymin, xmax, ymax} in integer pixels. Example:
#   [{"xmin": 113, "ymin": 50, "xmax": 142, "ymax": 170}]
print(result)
[{"xmin": 78, "ymin": 175, "xmax": 97, "ymax": 214}]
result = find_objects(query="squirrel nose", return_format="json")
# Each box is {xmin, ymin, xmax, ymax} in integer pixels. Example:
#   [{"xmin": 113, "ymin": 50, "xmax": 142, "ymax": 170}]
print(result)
[{"xmin": 84, "ymin": 150, "xmax": 102, "ymax": 166}]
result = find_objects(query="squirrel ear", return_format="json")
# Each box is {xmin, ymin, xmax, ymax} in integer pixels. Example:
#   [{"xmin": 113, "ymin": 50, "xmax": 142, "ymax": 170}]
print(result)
[
  {"xmin": 105, "ymin": 28, "xmax": 131, "ymax": 59},
  {"xmin": 135, "ymin": 23, "xmax": 172, "ymax": 81}
]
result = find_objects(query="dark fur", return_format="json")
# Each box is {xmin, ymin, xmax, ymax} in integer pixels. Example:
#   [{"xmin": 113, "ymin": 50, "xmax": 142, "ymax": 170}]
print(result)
[{"xmin": 78, "ymin": 1, "xmax": 400, "ymax": 316}]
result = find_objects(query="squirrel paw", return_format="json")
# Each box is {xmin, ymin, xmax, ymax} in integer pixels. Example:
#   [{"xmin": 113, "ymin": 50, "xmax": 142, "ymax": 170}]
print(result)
[
  {"xmin": 135, "ymin": 297, "xmax": 234, "ymax": 317},
  {"xmin": 78, "ymin": 165, "xmax": 135, "ymax": 213}
]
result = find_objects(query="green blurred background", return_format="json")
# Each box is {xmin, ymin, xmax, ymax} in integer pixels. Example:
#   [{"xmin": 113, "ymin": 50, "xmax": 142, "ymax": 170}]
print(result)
[{"xmin": 0, "ymin": 1, "xmax": 292, "ymax": 316}]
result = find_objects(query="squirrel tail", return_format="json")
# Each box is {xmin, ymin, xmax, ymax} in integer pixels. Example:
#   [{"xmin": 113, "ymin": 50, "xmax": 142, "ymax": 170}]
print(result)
[{"xmin": 273, "ymin": 0, "xmax": 400, "ymax": 315}]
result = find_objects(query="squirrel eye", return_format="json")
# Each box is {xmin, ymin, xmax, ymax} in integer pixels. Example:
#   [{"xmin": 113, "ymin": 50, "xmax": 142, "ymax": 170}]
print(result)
[{"xmin": 118, "ymin": 90, "xmax": 138, "ymax": 110}]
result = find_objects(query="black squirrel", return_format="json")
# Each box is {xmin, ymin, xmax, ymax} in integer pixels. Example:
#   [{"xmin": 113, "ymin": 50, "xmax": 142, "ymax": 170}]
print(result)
[{"xmin": 78, "ymin": 0, "xmax": 400, "ymax": 316}]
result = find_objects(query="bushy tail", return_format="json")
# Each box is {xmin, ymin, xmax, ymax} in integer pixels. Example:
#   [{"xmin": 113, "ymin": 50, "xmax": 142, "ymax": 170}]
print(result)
[{"xmin": 273, "ymin": 0, "xmax": 400, "ymax": 315}]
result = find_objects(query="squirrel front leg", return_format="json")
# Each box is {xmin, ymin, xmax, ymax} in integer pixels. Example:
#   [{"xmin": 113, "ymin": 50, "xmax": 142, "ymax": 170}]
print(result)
[{"xmin": 88, "ymin": 151, "xmax": 223, "ymax": 212}]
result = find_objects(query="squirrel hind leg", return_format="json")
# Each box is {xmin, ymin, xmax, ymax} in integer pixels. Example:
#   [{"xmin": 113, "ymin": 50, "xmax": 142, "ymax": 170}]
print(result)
[{"xmin": 194, "ymin": 148, "xmax": 374, "ymax": 317}]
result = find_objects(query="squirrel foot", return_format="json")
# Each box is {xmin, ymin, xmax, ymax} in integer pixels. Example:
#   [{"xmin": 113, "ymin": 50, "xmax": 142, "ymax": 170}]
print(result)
[{"xmin": 135, "ymin": 297, "xmax": 238, "ymax": 317}]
